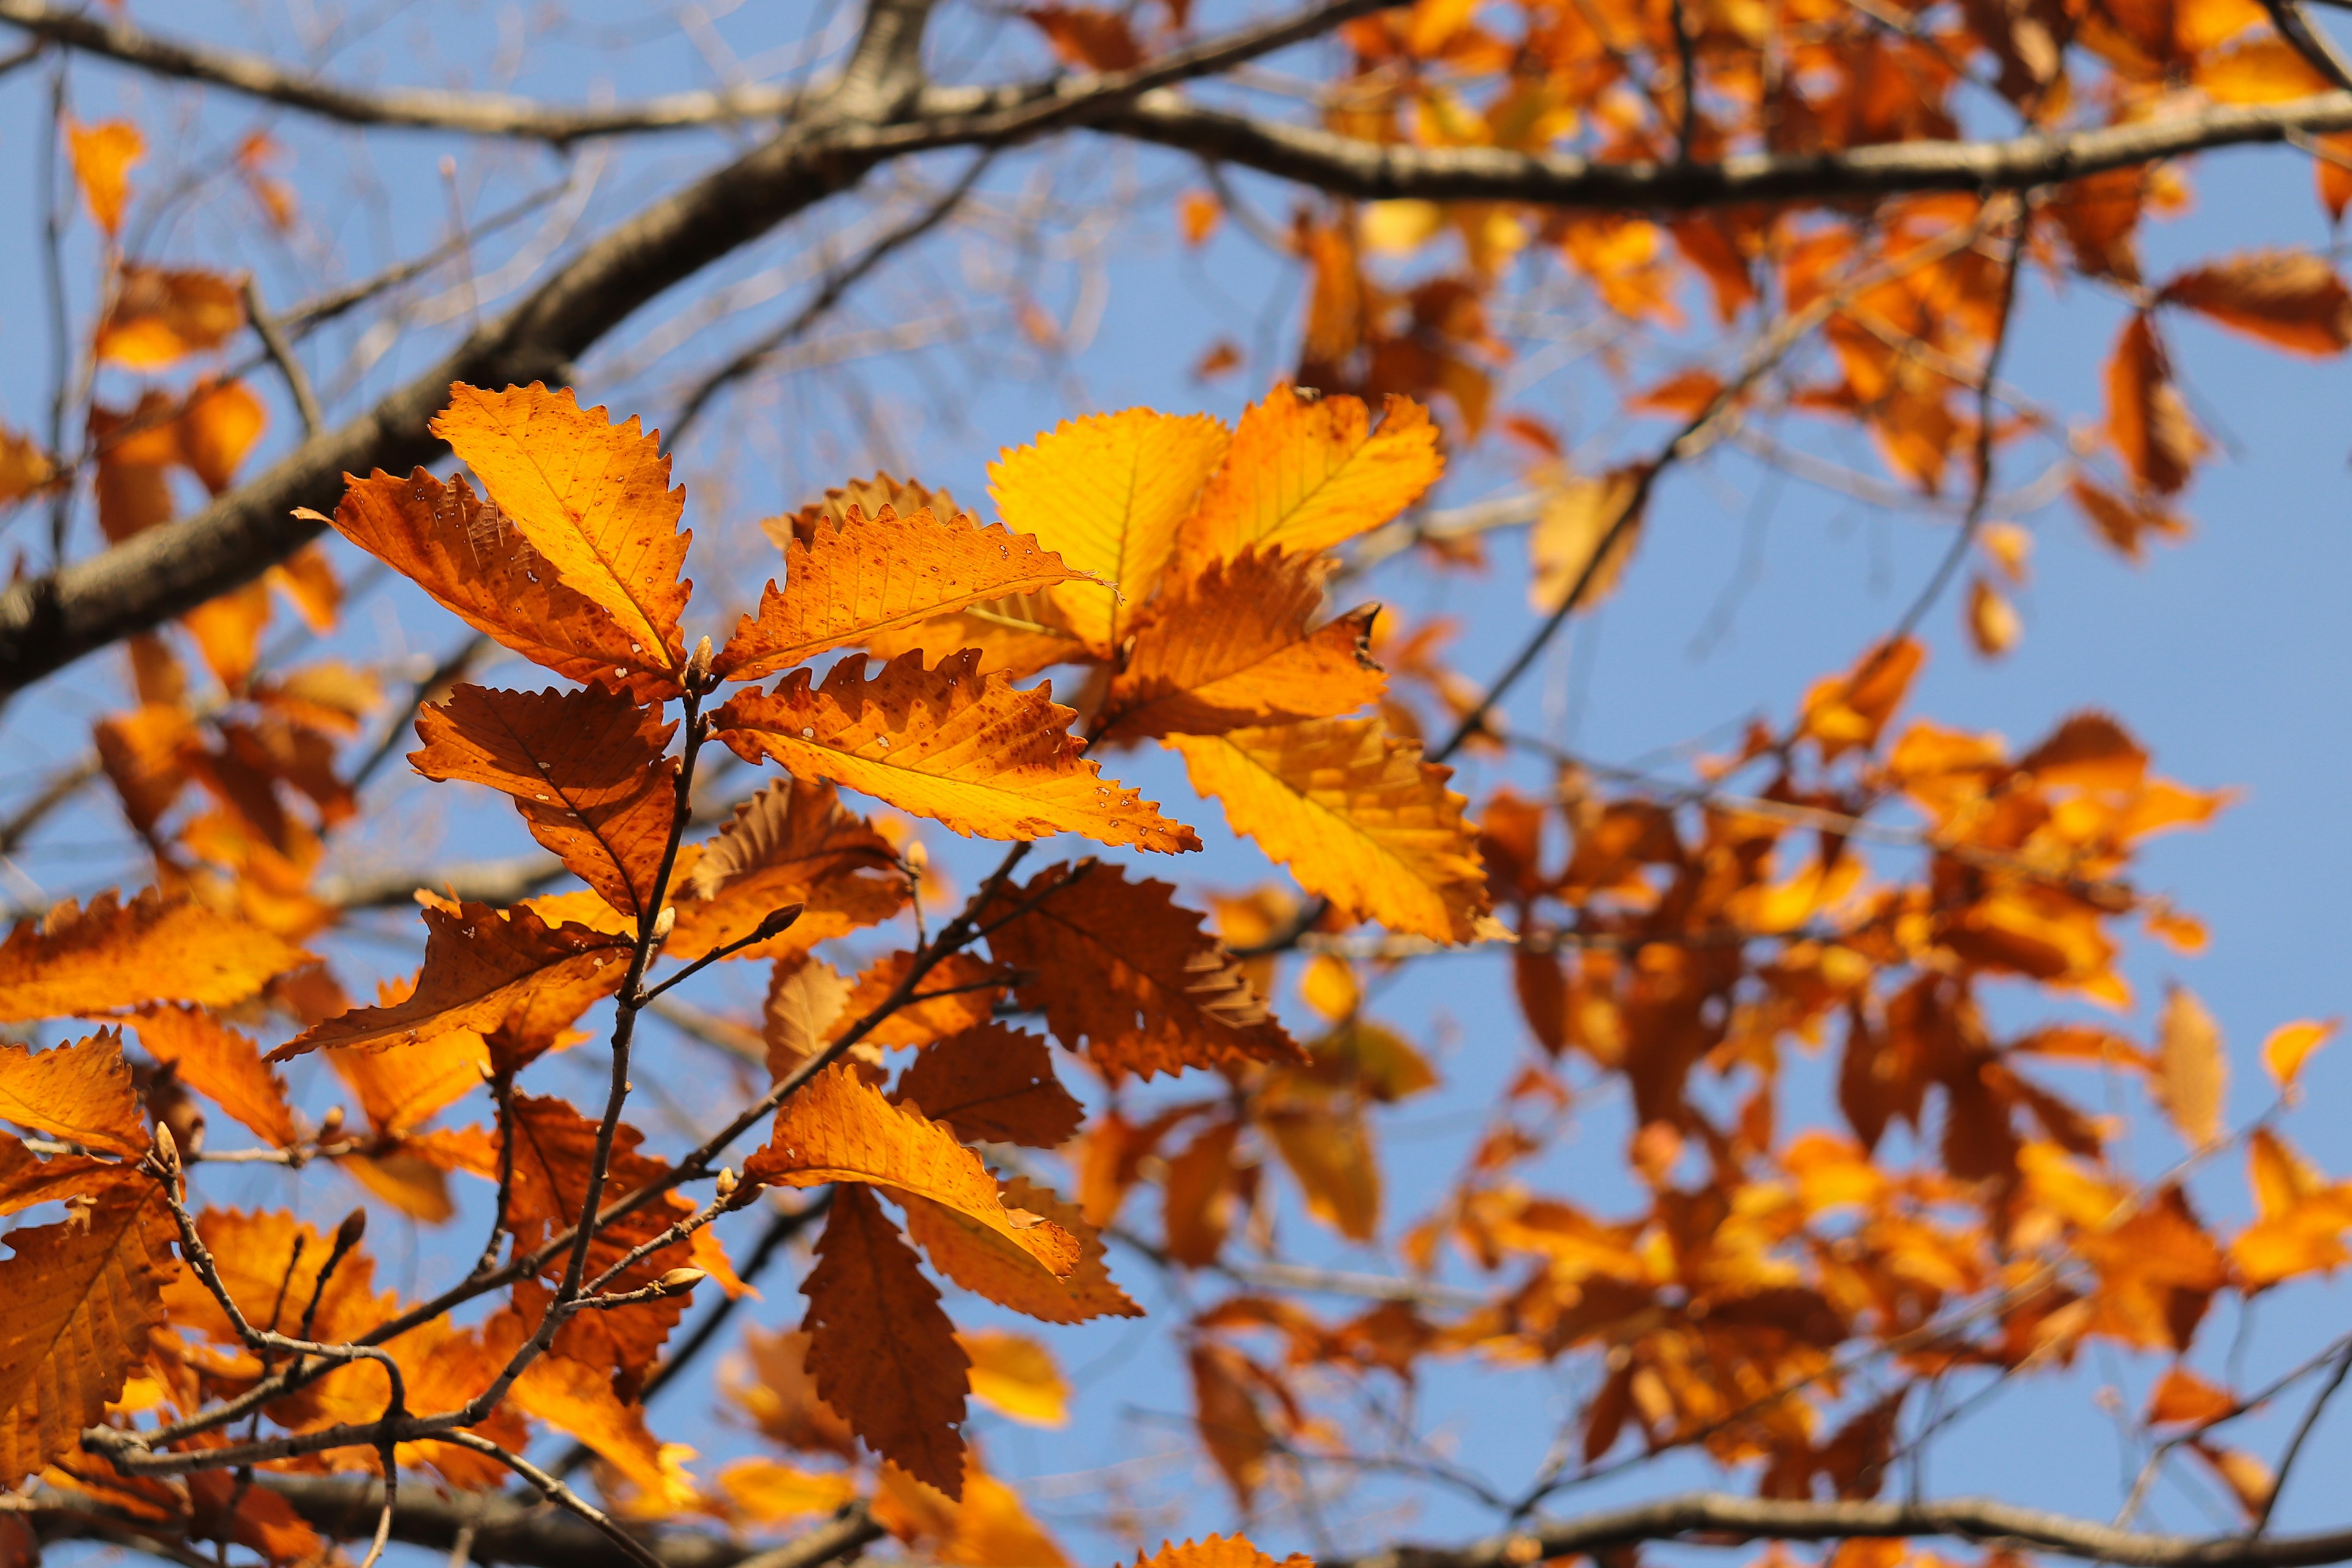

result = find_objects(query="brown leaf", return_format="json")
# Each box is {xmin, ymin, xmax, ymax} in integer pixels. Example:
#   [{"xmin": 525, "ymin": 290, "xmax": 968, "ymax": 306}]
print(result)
[
  {"xmin": 1188, "ymin": 1343, "xmax": 1275, "ymax": 1509},
  {"xmin": 978, "ymin": 862, "xmax": 1301, "ymax": 1081},
  {"xmin": 2071, "ymin": 475, "xmax": 2188, "ymax": 562},
  {"xmin": 801, "ymin": 1184, "xmax": 971, "ymax": 1496},
  {"xmin": 2158, "ymin": 249, "xmax": 2352, "ymax": 355},
  {"xmin": 2106, "ymin": 314, "xmax": 2204, "ymax": 496},
  {"xmin": 673, "ymin": 780, "xmax": 905, "ymax": 960},
  {"xmin": 894, "ymin": 1025, "xmax": 1084, "ymax": 1147},
  {"xmin": 410, "ymin": 685, "xmax": 679, "ymax": 922},
  {"xmin": 1024, "ymin": 6, "xmax": 1144, "ymax": 69}
]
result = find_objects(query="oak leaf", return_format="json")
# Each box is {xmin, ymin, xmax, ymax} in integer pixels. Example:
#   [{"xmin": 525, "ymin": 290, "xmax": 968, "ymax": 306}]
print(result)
[
  {"xmin": 431, "ymin": 383, "xmax": 692, "ymax": 676},
  {"xmin": 978, "ymin": 863, "xmax": 1300, "ymax": 1080},
  {"xmin": 0, "ymin": 889, "xmax": 307, "ymax": 1022},
  {"xmin": 1169, "ymin": 718, "xmax": 1495, "ymax": 944},
  {"xmin": 1175, "ymin": 385, "xmax": 1442, "ymax": 570},
  {"xmin": 322, "ymin": 469, "xmax": 681, "ymax": 698},
  {"xmin": 410, "ymin": 684, "xmax": 679, "ymax": 922},
  {"xmin": 839, "ymin": 952, "xmax": 1006, "ymax": 1050},
  {"xmin": 0, "ymin": 1031, "xmax": 146, "ymax": 1157},
  {"xmin": 747, "ymin": 1067, "xmax": 1077, "ymax": 1277},
  {"xmin": 894, "ymin": 1025, "xmax": 1084, "ymax": 1147},
  {"xmin": 989, "ymin": 408, "xmax": 1231, "ymax": 651},
  {"xmin": 672, "ymin": 779, "xmax": 906, "ymax": 960},
  {"xmin": 2158, "ymin": 249, "xmax": 2352, "ymax": 356},
  {"xmin": 1100, "ymin": 549, "xmax": 1385, "ymax": 743},
  {"xmin": 273, "ymin": 902, "xmax": 628, "ymax": 1058},
  {"xmin": 128, "ymin": 1008, "xmax": 296, "ymax": 1148},
  {"xmin": 712, "ymin": 650, "xmax": 1196, "ymax": 853},
  {"xmin": 96, "ymin": 268, "xmax": 243, "ymax": 369},
  {"xmin": 801, "ymin": 1184, "xmax": 971, "ymax": 1495},
  {"xmin": 0, "ymin": 1188, "xmax": 178, "ymax": 1485},
  {"xmin": 715, "ymin": 504, "xmax": 1085, "ymax": 682},
  {"xmin": 900, "ymin": 1176, "xmax": 1140, "ymax": 1325}
]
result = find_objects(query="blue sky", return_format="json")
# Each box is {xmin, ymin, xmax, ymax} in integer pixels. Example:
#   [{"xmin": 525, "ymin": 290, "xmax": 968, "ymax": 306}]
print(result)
[{"xmin": 1, "ymin": 2, "xmax": 2350, "ymax": 1563}]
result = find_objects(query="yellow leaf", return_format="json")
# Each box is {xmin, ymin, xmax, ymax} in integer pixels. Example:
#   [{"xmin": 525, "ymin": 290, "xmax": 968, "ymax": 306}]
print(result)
[
  {"xmin": 2154, "ymin": 984, "xmax": 2227, "ymax": 1148},
  {"xmin": 956, "ymin": 1329, "xmax": 1069, "ymax": 1427},
  {"xmin": 1136, "ymin": 1536, "xmax": 1310, "ymax": 1568},
  {"xmin": 745, "ymin": 1066, "xmax": 1078, "ymax": 1278},
  {"xmin": 96, "ymin": 268, "xmax": 243, "ymax": 368},
  {"xmin": 0, "ymin": 1031, "xmax": 145, "ymax": 1158},
  {"xmin": 900, "ymin": 1175, "xmax": 1141, "ymax": 1325},
  {"xmin": 1177, "ymin": 385, "xmax": 1443, "ymax": 570},
  {"xmin": 712, "ymin": 650, "xmax": 1196, "ymax": 853},
  {"xmin": 0, "ymin": 889, "xmax": 307, "ymax": 1022},
  {"xmin": 715, "ymin": 1457, "xmax": 857, "ymax": 1525},
  {"xmin": 2263, "ymin": 1017, "xmax": 2338, "ymax": 1091},
  {"xmin": 66, "ymin": 119, "xmax": 143, "ymax": 238},
  {"xmin": 1169, "ymin": 717, "xmax": 1495, "ymax": 944},
  {"xmin": 1298, "ymin": 954, "xmax": 1360, "ymax": 1022},
  {"xmin": 989, "ymin": 408, "xmax": 1231, "ymax": 651},
  {"xmin": 431, "ymin": 383, "xmax": 692, "ymax": 675},
  {"xmin": 0, "ymin": 428, "xmax": 53, "ymax": 507},
  {"xmin": 1099, "ymin": 549, "xmax": 1386, "ymax": 744},
  {"xmin": 0, "ymin": 1188, "xmax": 178, "ymax": 1485},
  {"xmin": 1528, "ymin": 467, "xmax": 1645, "ymax": 612},
  {"xmin": 715, "ymin": 504, "xmax": 1085, "ymax": 682},
  {"xmin": 128, "ymin": 1007, "xmax": 296, "ymax": 1148}
]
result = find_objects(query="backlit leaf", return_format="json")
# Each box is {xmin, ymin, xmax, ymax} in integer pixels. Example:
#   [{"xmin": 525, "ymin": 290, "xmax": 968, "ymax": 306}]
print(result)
[
  {"xmin": 2106, "ymin": 314, "xmax": 2204, "ymax": 496},
  {"xmin": 0, "ymin": 1032, "xmax": 145, "ymax": 1157},
  {"xmin": 2158, "ymin": 249, "xmax": 2352, "ymax": 355},
  {"xmin": 801, "ymin": 1185, "xmax": 970, "ymax": 1496},
  {"xmin": 1528, "ymin": 467, "xmax": 1646, "ymax": 612},
  {"xmin": 2263, "ymin": 1018, "xmax": 2338, "ymax": 1091},
  {"xmin": 715, "ymin": 1457, "xmax": 858, "ymax": 1525},
  {"xmin": 957, "ymin": 1329, "xmax": 1069, "ymax": 1427},
  {"xmin": 128, "ymin": 1007, "xmax": 296, "ymax": 1148},
  {"xmin": 715, "ymin": 505, "xmax": 1085, "ymax": 682},
  {"xmin": 0, "ymin": 890, "xmax": 307, "ymax": 1022},
  {"xmin": 96, "ymin": 268, "xmax": 243, "ymax": 368},
  {"xmin": 894, "ymin": 1025, "xmax": 1084, "ymax": 1147},
  {"xmin": 1169, "ymin": 718, "xmax": 1495, "ymax": 944},
  {"xmin": 900, "ymin": 1176, "xmax": 1140, "ymax": 1325},
  {"xmin": 673, "ymin": 779, "xmax": 905, "ymax": 960},
  {"xmin": 2155, "ymin": 984, "xmax": 2227, "ymax": 1148},
  {"xmin": 410, "ymin": 684, "xmax": 679, "ymax": 922},
  {"xmin": 431, "ymin": 383, "xmax": 692, "ymax": 675},
  {"xmin": 1135, "ymin": 1537, "xmax": 1310, "ymax": 1568},
  {"xmin": 712, "ymin": 650, "xmax": 1196, "ymax": 853},
  {"xmin": 66, "ymin": 119, "xmax": 143, "ymax": 238},
  {"xmin": 839, "ymin": 952, "xmax": 1006, "ymax": 1050},
  {"xmin": 1175, "ymin": 385, "xmax": 1442, "ymax": 570},
  {"xmin": 978, "ymin": 862, "xmax": 1300, "ymax": 1080}
]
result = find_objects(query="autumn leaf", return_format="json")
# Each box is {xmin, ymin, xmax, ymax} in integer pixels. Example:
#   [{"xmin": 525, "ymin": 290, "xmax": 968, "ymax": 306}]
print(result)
[
  {"xmin": 321, "ymin": 469, "xmax": 681, "ymax": 696},
  {"xmin": 0, "ymin": 890, "xmax": 307, "ymax": 1022},
  {"xmin": 900, "ymin": 1175, "xmax": 1141, "ymax": 1325},
  {"xmin": 328, "ymin": 999, "xmax": 492, "ymax": 1136},
  {"xmin": 129, "ymin": 1007, "xmax": 296, "ymax": 1147},
  {"xmin": 838, "ymin": 952, "xmax": 1006, "ymax": 1049},
  {"xmin": 0, "ymin": 428, "xmax": 52, "ymax": 507},
  {"xmin": 0, "ymin": 1136, "xmax": 139, "ymax": 1218},
  {"xmin": 1188, "ymin": 1346, "xmax": 1277, "ymax": 1509},
  {"xmin": 2146, "ymin": 1365, "xmax": 2235, "ymax": 1427},
  {"xmin": 977, "ymin": 862, "xmax": 1301, "ymax": 1080},
  {"xmin": 2263, "ymin": 1018, "xmax": 2338, "ymax": 1091},
  {"xmin": 671, "ymin": 779, "xmax": 905, "ymax": 960},
  {"xmin": 96, "ymin": 268, "xmax": 243, "ymax": 368},
  {"xmin": 0, "ymin": 1031, "xmax": 147, "ymax": 1157},
  {"xmin": 159, "ymin": 1208, "xmax": 385, "ymax": 1348},
  {"xmin": 989, "ymin": 408, "xmax": 1231, "ymax": 651},
  {"xmin": 479, "ymin": 1299, "xmax": 694, "ymax": 1507},
  {"xmin": 0, "ymin": 1188, "xmax": 177, "ymax": 1485},
  {"xmin": 2072, "ymin": 475, "xmax": 2188, "ymax": 562},
  {"xmin": 2158, "ymin": 250, "xmax": 2352, "ymax": 356},
  {"xmin": 1175, "ymin": 385, "xmax": 1442, "ymax": 570},
  {"xmin": 1263, "ymin": 1095, "xmax": 1381, "ymax": 1240},
  {"xmin": 712, "ymin": 649, "xmax": 1197, "ymax": 853},
  {"xmin": 1528, "ymin": 467, "xmax": 1646, "ymax": 612},
  {"xmin": 1136, "ymin": 1536, "xmax": 1310, "ymax": 1568},
  {"xmin": 745, "ymin": 1066, "xmax": 1077, "ymax": 1278},
  {"xmin": 715, "ymin": 1458, "xmax": 859, "ymax": 1525},
  {"xmin": 959, "ymin": 1329, "xmax": 1069, "ymax": 1427},
  {"xmin": 2154, "ymin": 984, "xmax": 2227, "ymax": 1148},
  {"xmin": 410, "ymin": 684, "xmax": 679, "ymax": 922},
  {"xmin": 432, "ymin": 383, "xmax": 692, "ymax": 676},
  {"xmin": 1169, "ymin": 717, "xmax": 1496, "ymax": 944},
  {"xmin": 801, "ymin": 1184, "xmax": 971, "ymax": 1496},
  {"xmin": 273, "ymin": 902, "xmax": 628, "ymax": 1058},
  {"xmin": 894, "ymin": 1025, "xmax": 1084, "ymax": 1147},
  {"xmin": 66, "ymin": 119, "xmax": 143, "ymax": 238},
  {"xmin": 1025, "ymin": 6, "xmax": 1144, "ymax": 69},
  {"xmin": 1967, "ymin": 575, "xmax": 2021, "ymax": 657},
  {"xmin": 764, "ymin": 954, "xmax": 856, "ymax": 1077},
  {"xmin": 2106, "ymin": 314, "xmax": 2204, "ymax": 496},
  {"xmin": 714, "ymin": 504, "xmax": 1085, "ymax": 682},
  {"xmin": 1099, "ymin": 549, "xmax": 1386, "ymax": 744}
]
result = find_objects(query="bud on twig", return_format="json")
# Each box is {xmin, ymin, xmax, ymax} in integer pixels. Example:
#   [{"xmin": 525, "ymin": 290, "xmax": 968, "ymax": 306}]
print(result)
[
  {"xmin": 688, "ymin": 635, "xmax": 715, "ymax": 685},
  {"xmin": 657, "ymin": 1267, "xmax": 706, "ymax": 1294},
  {"xmin": 651, "ymin": 905, "xmax": 676, "ymax": 943},
  {"xmin": 715, "ymin": 1167, "xmax": 738, "ymax": 1200},
  {"xmin": 756, "ymin": 903, "xmax": 804, "ymax": 941},
  {"xmin": 151, "ymin": 1121, "xmax": 179, "ymax": 1174},
  {"xmin": 317, "ymin": 1105, "xmax": 345, "ymax": 1142},
  {"xmin": 334, "ymin": 1207, "xmax": 369, "ymax": 1253}
]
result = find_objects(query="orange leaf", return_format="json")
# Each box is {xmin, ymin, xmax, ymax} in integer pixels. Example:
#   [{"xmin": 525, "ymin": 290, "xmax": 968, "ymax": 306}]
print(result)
[
  {"xmin": 745, "ymin": 1067, "xmax": 1077, "ymax": 1279},
  {"xmin": 714, "ymin": 1457, "xmax": 858, "ymax": 1525},
  {"xmin": 801, "ymin": 1184, "xmax": 971, "ymax": 1496},
  {"xmin": 2071, "ymin": 475, "xmax": 2188, "ymax": 562},
  {"xmin": 1186, "ymin": 1347, "xmax": 1275, "ymax": 1508},
  {"xmin": 1798, "ymin": 637, "xmax": 1925, "ymax": 760},
  {"xmin": 989, "ymin": 408, "xmax": 1230, "ymax": 651},
  {"xmin": 715, "ymin": 504, "xmax": 1085, "ymax": 682},
  {"xmin": 272, "ymin": 902, "xmax": 628, "ymax": 1058},
  {"xmin": 0, "ymin": 1031, "xmax": 146, "ymax": 1157},
  {"xmin": 128, "ymin": 1008, "xmax": 296, "ymax": 1148},
  {"xmin": 328, "ymin": 998, "xmax": 491, "ymax": 1137},
  {"xmin": 159, "ymin": 1208, "xmax": 384, "ymax": 1348},
  {"xmin": 899, "ymin": 1175, "xmax": 1140, "ymax": 1325},
  {"xmin": 482, "ymin": 1302, "xmax": 692, "ymax": 1507},
  {"xmin": 1099, "ymin": 549, "xmax": 1386, "ymax": 744},
  {"xmin": 1169, "ymin": 717, "xmax": 1496, "ymax": 944},
  {"xmin": 894, "ymin": 1025, "xmax": 1084, "ymax": 1147},
  {"xmin": 0, "ymin": 1187, "xmax": 177, "ymax": 1485},
  {"xmin": 764, "ymin": 954, "xmax": 856, "ymax": 1078},
  {"xmin": 0, "ymin": 426, "xmax": 53, "ymax": 507},
  {"xmin": 2263, "ymin": 1017, "xmax": 2339, "ymax": 1090},
  {"xmin": 2190, "ymin": 1441, "xmax": 2274, "ymax": 1518},
  {"xmin": 0, "ymin": 1136, "xmax": 138, "ymax": 1218},
  {"xmin": 1967, "ymin": 575, "xmax": 2021, "ymax": 657},
  {"xmin": 66, "ymin": 119, "xmax": 143, "ymax": 238},
  {"xmin": 2160, "ymin": 249, "xmax": 2352, "ymax": 355},
  {"xmin": 320, "ymin": 468, "xmax": 681, "ymax": 698},
  {"xmin": 410, "ymin": 684, "xmax": 679, "ymax": 922},
  {"xmin": 1528, "ymin": 467, "xmax": 1646, "ymax": 612},
  {"xmin": 1264, "ymin": 1098, "xmax": 1380, "ymax": 1240},
  {"xmin": 2106, "ymin": 313, "xmax": 2204, "ymax": 496},
  {"xmin": 96, "ymin": 268, "xmax": 243, "ymax": 369},
  {"xmin": 1137, "ymin": 1537, "xmax": 1310, "ymax": 1568},
  {"xmin": 671, "ymin": 780, "xmax": 905, "ymax": 962},
  {"xmin": 712, "ymin": 650, "xmax": 1196, "ymax": 853},
  {"xmin": 957, "ymin": 1329, "xmax": 1068, "ymax": 1428},
  {"xmin": 2146, "ymin": 1365, "xmax": 2234, "ymax": 1427},
  {"xmin": 1024, "ymin": 6, "xmax": 1144, "ymax": 69},
  {"xmin": 1175, "ymin": 385, "xmax": 1442, "ymax": 571},
  {"xmin": 976, "ymin": 862, "xmax": 1300, "ymax": 1081},
  {"xmin": 2154, "ymin": 984, "xmax": 2227, "ymax": 1148},
  {"xmin": 839, "ymin": 952, "xmax": 1005, "ymax": 1049},
  {"xmin": 0, "ymin": 889, "xmax": 307, "ymax": 1022},
  {"xmin": 431, "ymin": 383, "xmax": 692, "ymax": 676}
]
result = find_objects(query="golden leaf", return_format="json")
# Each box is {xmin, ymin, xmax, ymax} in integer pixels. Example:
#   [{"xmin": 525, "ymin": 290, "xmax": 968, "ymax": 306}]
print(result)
[
  {"xmin": 2263, "ymin": 1018, "xmax": 2338, "ymax": 1091},
  {"xmin": 128, "ymin": 1007, "xmax": 296, "ymax": 1148},
  {"xmin": 2154, "ymin": 983, "xmax": 2227, "ymax": 1149},
  {"xmin": 899, "ymin": 1175, "xmax": 1140, "ymax": 1325},
  {"xmin": 712, "ymin": 650, "xmax": 1196, "ymax": 853},
  {"xmin": 0, "ymin": 1031, "xmax": 146, "ymax": 1158},
  {"xmin": 1169, "ymin": 717, "xmax": 1494, "ymax": 943},
  {"xmin": 0, "ymin": 890, "xmax": 307, "ymax": 1022},
  {"xmin": 715, "ymin": 1457, "xmax": 858, "ymax": 1525},
  {"xmin": 1175, "ymin": 384, "xmax": 1442, "ymax": 569},
  {"xmin": 1528, "ymin": 467, "xmax": 1646, "ymax": 612},
  {"xmin": 431, "ymin": 383, "xmax": 692, "ymax": 675},
  {"xmin": 957, "ymin": 1329, "xmax": 1068, "ymax": 1427},
  {"xmin": 671, "ymin": 780, "xmax": 905, "ymax": 961}
]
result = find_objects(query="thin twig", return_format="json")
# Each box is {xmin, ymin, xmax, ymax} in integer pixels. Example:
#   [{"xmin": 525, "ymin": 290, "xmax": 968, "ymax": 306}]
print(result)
[{"xmin": 241, "ymin": 277, "xmax": 325, "ymax": 440}]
